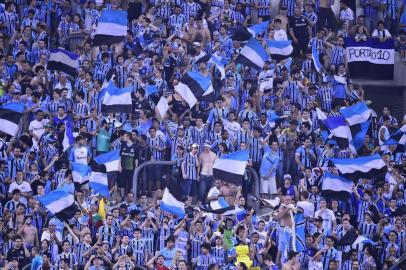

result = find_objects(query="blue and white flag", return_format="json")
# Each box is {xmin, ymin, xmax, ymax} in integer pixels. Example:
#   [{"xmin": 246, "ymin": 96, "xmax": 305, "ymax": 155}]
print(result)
[
  {"xmin": 340, "ymin": 102, "xmax": 372, "ymax": 151},
  {"xmin": 294, "ymin": 213, "xmax": 306, "ymax": 253},
  {"xmin": 93, "ymin": 10, "xmax": 128, "ymax": 46},
  {"xmin": 48, "ymin": 49, "xmax": 79, "ymax": 77},
  {"xmin": 89, "ymin": 170, "xmax": 109, "ymax": 197},
  {"xmin": 323, "ymin": 116, "xmax": 352, "ymax": 140},
  {"xmin": 89, "ymin": 161, "xmax": 109, "ymax": 197},
  {"xmin": 175, "ymin": 71, "xmax": 213, "ymax": 108},
  {"xmin": 38, "ymin": 190, "xmax": 78, "ymax": 221},
  {"xmin": 321, "ymin": 172, "xmax": 353, "ymax": 201},
  {"xmin": 345, "ymin": 37, "xmax": 394, "ymax": 80},
  {"xmin": 94, "ymin": 150, "xmax": 120, "ymax": 172},
  {"xmin": 268, "ymin": 112, "xmax": 280, "ymax": 128},
  {"xmin": 350, "ymin": 120, "xmax": 371, "ymax": 151},
  {"xmin": 213, "ymin": 150, "xmax": 249, "ymax": 185},
  {"xmin": 208, "ymin": 53, "xmax": 226, "ymax": 79},
  {"xmin": 248, "ymin": 20, "xmax": 270, "ymax": 37},
  {"xmin": 63, "ymin": 121, "xmax": 74, "ymax": 152},
  {"xmin": 266, "ymin": 40, "xmax": 293, "ymax": 62},
  {"xmin": 312, "ymin": 45, "xmax": 323, "ymax": 73},
  {"xmin": 101, "ymin": 81, "xmax": 133, "ymax": 113},
  {"xmin": 351, "ymin": 235, "xmax": 378, "ymax": 249},
  {"xmin": 236, "ymin": 37, "xmax": 268, "ymax": 69},
  {"xmin": 231, "ymin": 27, "xmax": 253, "ymax": 41},
  {"xmin": 145, "ymin": 85, "xmax": 158, "ymax": 96},
  {"xmin": 329, "ymin": 154, "xmax": 386, "ymax": 179},
  {"xmin": 388, "ymin": 124, "xmax": 406, "ymax": 145},
  {"xmin": 156, "ymin": 96, "xmax": 169, "ymax": 119},
  {"xmin": 340, "ymin": 102, "xmax": 372, "ymax": 126},
  {"xmin": 72, "ymin": 162, "xmax": 91, "ymax": 185},
  {"xmin": 209, "ymin": 197, "xmax": 239, "ymax": 215},
  {"xmin": 160, "ymin": 185, "xmax": 185, "ymax": 218},
  {"xmin": 0, "ymin": 103, "xmax": 24, "ymax": 137}
]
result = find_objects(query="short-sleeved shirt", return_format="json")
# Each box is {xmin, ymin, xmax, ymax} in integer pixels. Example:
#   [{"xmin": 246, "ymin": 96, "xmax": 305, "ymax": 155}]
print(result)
[
  {"xmin": 160, "ymin": 247, "xmax": 177, "ymax": 267},
  {"xmin": 289, "ymin": 15, "xmax": 308, "ymax": 37},
  {"xmin": 6, "ymin": 247, "xmax": 27, "ymax": 266},
  {"xmin": 96, "ymin": 129, "xmax": 111, "ymax": 152},
  {"xmin": 121, "ymin": 142, "xmax": 137, "ymax": 171}
]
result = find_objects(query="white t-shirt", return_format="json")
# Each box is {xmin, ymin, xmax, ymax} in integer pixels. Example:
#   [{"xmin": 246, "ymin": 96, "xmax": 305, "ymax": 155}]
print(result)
[
  {"xmin": 41, "ymin": 229, "xmax": 63, "ymax": 261},
  {"xmin": 41, "ymin": 230, "xmax": 63, "ymax": 242},
  {"xmin": 378, "ymin": 125, "xmax": 390, "ymax": 150},
  {"xmin": 372, "ymin": 29, "xmax": 392, "ymax": 38},
  {"xmin": 339, "ymin": 8, "xmax": 354, "ymax": 23},
  {"xmin": 223, "ymin": 120, "xmax": 241, "ymax": 139},
  {"xmin": 314, "ymin": 208, "xmax": 336, "ymax": 234},
  {"xmin": 71, "ymin": 146, "xmax": 89, "ymax": 165},
  {"xmin": 29, "ymin": 119, "xmax": 49, "ymax": 149},
  {"xmin": 8, "ymin": 181, "xmax": 32, "ymax": 194},
  {"xmin": 8, "ymin": 181, "xmax": 32, "ymax": 205},
  {"xmin": 54, "ymin": 81, "xmax": 73, "ymax": 98},
  {"xmin": 273, "ymin": 29, "xmax": 288, "ymax": 41},
  {"xmin": 207, "ymin": 186, "xmax": 220, "ymax": 200}
]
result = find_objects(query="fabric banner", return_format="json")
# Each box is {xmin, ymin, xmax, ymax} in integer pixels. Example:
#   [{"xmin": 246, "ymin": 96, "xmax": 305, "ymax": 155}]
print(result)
[{"xmin": 344, "ymin": 37, "xmax": 394, "ymax": 80}]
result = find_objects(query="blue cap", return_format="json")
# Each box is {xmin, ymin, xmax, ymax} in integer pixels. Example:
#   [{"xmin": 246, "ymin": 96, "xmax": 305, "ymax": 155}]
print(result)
[
  {"xmin": 46, "ymin": 134, "xmax": 57, "ymax": 144},
  {"xmin": 327, "ymin": 139, "xmax": 337, "ymax": 145}
]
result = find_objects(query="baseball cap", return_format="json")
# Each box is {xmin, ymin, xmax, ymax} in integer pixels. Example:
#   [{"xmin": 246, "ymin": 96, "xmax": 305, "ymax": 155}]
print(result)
[
  {"xmin": 192, "ymin": 42, "xmax": 201, "ymax": 47},
  {"xmin": 191, "ymin": 143, "xmax": 199, "ymax": 148},
  {"xmin": 203, "ymin": 140, "xmax": 211, "ymax": 148}
]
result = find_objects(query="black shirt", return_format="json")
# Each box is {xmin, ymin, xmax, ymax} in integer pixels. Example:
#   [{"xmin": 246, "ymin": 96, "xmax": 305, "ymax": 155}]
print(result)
[
  {"xmin": 121, "ymin": 142, "xmax": 137, "ymax": 171},
  {"xmin": 133, "ymin": 97, "xmax": 152, "ymax": 112},
  {"xmin": 6, "ymin": 247, "xmax": 26, "ymax": 266},
  {"xmin": 289, "ymin": 15, "xmax": 308, "ymax": 37},
  {"xmin": 136, "ymin": 143, "xmax": 151, "ymax": 164}
]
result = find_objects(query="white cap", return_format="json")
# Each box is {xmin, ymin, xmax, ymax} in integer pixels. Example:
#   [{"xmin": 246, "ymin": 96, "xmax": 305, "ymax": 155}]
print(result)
[
  {"xmin": 191, "ymin": 143, "xmax": 199, "ymax": 148},
  {"xmin": 192, "ymin": 42, "xmax": 201, "ymax": 47},
  {"xmin": 114, "ymin": 122, "xmax": 122, "ymax": 128}
]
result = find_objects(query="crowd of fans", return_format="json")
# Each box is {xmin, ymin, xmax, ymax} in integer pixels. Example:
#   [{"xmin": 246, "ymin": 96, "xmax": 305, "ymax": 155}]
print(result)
[{"xmin": 0, "ymin": 0, "xmax": 406, "ymax": 269}]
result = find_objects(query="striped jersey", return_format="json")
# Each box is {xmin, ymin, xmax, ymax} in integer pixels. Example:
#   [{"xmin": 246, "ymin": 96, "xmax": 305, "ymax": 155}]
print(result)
[
  {"xmin": 56, "ymin": 252, "xmax": 77, "ymax": 268},
  {"xmin": 309, "ymin": 38, "xmax": 325, "ymax": 55},
  {"xmin": 148, "ymin": 136, "xmax": 166, "ymax": 161},
  {"xmin": 74, "ymin": 242, "xmax": 92, "ymax": 266},
  {"xmin": 211, "ymin": 246, "xmax": 226, "ymax": 266},
  {"xmin": 280, "ymin": 0, "xmax": 296, "ymax": 16},
  {"xmin": 283, "ymin": 81, "xmax": 302, "ymax": 104},
  {"xmin": 257, "ymin": 0, "xmax": 271, "ymax": 16},
  {"xmin": 182, "ymin": 2, "xmax": 202, "ymax": 20},
  {"xmin": 129, "ymin": 238, "xmax": 146, "ymax": 265},
  {"xmin": 0, "ymin": 11, "xmax": 19, "ymax": 36},
  {"xmin": 330, "ymin": 46, "xmax": 345, "ymax": 66},
  {"xmin": 358, "ymin": 221, "xmax": 377, "ymax": 240},
  {"xmin": 73, "ymin": 102, "xmax": 90, "ymax": 128},
  {"xmin": 190, "ymin": 233, "xmax": 205, "ymax": 259},
  {"xmin": 97, "ymin": 225, "xmax": 117, "ymax": 246},
  {"xmin": 248, "ymin": 137, "xmax": 263, "ymax": 162},
  {"xmin": 183, "ymin": 152, "xmax": 199, "ymax": 180},
  {"xmin": 317, "ymin": 85, "xmax": 333, "ymax": 112},
  {"xmin": 196, "ymin": 254, "xmax": 216, "ymax": 270}
]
